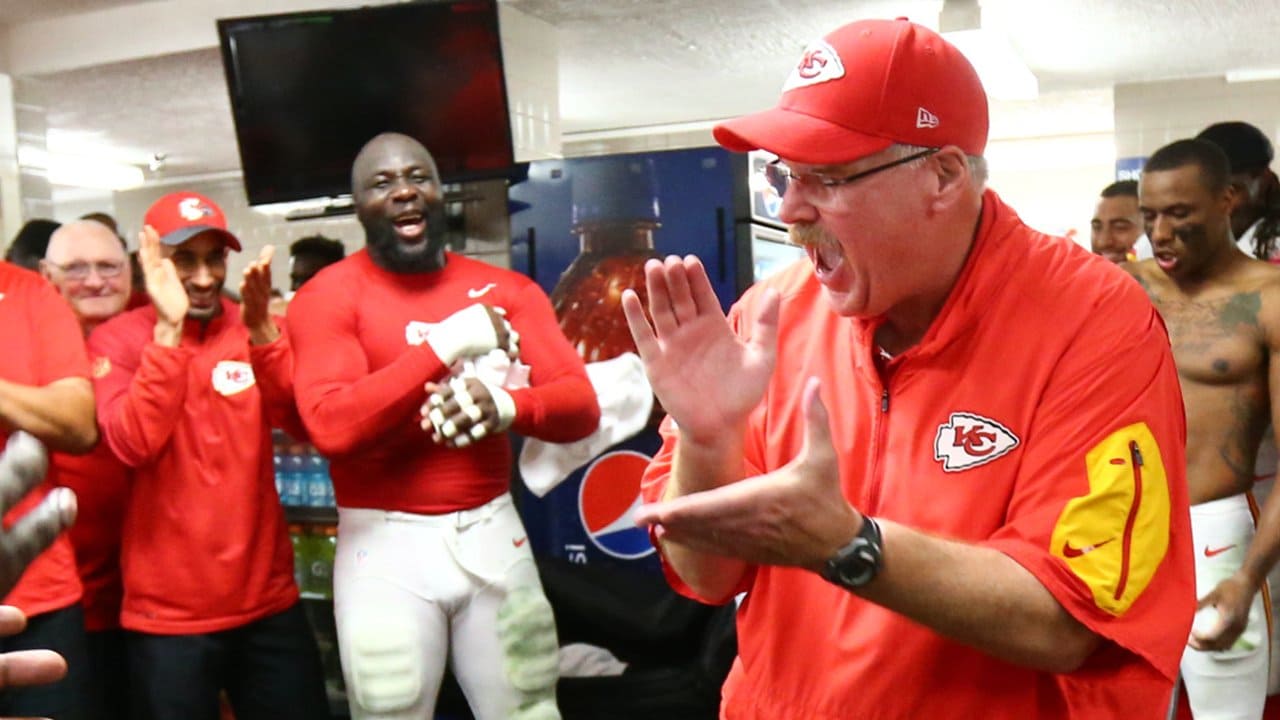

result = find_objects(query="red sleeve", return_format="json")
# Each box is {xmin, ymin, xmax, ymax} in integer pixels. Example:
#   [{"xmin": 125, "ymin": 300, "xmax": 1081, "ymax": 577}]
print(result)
[
  {"xmin": 506, "ymin": 281, "xmax": 600, "ymax": 442},
  {"xmin": 287, "ymin": 281, "xmax": 450, "ymax": 457},
  {"xmin": 248, "ymin": 324, "xmax": 308, "ymax": 442},
  {"xmin": 983, "ymin": 303, "xmax": 1193, "ymax": 683},
  {"xmin": 87, "ymin": 325, "xmax": 190, "ymax": 468},
  {"xmin": 31, "ymin": 277, "xmax": 90, "ymax": 383}
]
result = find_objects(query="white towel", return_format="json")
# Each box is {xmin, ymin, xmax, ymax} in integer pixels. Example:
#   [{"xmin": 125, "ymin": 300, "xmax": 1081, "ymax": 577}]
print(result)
[{"xmin": 518, "ymin": 352, "xmax": 653, "ymax": 497}]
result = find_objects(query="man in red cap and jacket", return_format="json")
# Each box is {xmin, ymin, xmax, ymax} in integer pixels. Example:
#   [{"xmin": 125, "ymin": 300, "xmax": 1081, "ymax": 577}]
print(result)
[
  {"xmin": 623, "ymin": 17, "xmax": 1194, "ymax": 719},
  {"xmin": 88, "ymin": 191, "xmax": 327, "ymax": 719}
]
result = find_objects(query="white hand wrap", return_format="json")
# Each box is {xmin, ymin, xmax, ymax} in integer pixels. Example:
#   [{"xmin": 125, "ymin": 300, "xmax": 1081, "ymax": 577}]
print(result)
[
  {"xmin": 481, "ymin": 379, "xmax": 516, "ymax": 433},
  {"xmin": 426, "ymin": 303, "xmax": 502, "ymax": 367},
  {"xmin": 424, "ymin": 377, "xmax": 516, "ymax": 445}
]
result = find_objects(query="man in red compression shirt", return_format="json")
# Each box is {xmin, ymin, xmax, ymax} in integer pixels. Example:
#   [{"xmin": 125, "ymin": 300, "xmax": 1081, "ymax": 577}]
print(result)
[
  {"xmin": 87, "ymin": 192, "xmax": 327, "ymax": 719},
  {"xmin": 287, "ymin": 132, "xmax": 599, "ymax": 720}
]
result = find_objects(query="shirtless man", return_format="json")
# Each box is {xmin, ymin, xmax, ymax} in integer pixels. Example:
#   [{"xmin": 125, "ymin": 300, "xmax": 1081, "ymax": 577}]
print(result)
[{"xmin": 1129, "ymin": 137, "xmax": 1280, "ymax": 719}]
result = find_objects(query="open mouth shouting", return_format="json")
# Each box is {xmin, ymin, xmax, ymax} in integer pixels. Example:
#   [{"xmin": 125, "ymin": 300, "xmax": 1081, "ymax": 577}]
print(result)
[{"xmin": 392, "ymin": 210, "xmax": 427, "ymax": 243}]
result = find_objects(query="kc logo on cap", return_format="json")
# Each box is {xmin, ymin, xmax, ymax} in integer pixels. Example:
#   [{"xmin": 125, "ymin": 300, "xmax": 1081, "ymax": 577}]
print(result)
[
  {"xmin": 178, "ymin": 197, "xmax": 215, "ymax": 222},
  {"xmin": 782, "ymin": 40, "xmax": 846, "ymax": 92},
  {"xmin": 143, "ymin": 191, "xmax": 242, "ymax": 251}
]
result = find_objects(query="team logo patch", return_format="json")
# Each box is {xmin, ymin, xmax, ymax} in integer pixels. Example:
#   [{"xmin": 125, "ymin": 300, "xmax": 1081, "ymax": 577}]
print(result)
[
  {"xmin": 933, "ymin": 412, "xmax": 1019, "ymax": 471},
  {"xmin": 91, "ymin": 356, "xmax": 112, "ymax": 379},
  {"xmin": 404, "ymin": 320, "xmax": 435, "ymax": 347},
  {"xmin": 178, "ymin": 196, "xmax": 214, "ymax": 222},
  {"xmin": 211, "ymin": 360, "xmax": 255, "ymax": 396},
  {"xmin": 782, "ymin": 39, "xmax": 846, "ymax": 92}
]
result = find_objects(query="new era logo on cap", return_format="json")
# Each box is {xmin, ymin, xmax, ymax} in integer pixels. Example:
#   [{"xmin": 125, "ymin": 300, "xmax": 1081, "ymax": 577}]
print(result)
[
  {"xmin": 782, "ymin": 39, "xmax": 846, "ymax": 92},
  {"xmin": 916, "ymin": 107, "xmax": 939, "ymax": 129}
]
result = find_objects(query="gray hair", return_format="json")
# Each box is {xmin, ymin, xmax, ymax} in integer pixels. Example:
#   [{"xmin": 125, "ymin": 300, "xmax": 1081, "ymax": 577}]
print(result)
[{"xmin": 891, "ymin": 144, "xmax": 988, "ymax": 187}]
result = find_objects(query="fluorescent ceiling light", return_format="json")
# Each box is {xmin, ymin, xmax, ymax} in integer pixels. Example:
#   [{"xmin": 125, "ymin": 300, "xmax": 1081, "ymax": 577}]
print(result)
[
  {"xmin": 1226, "ymin": 68, "xmax": 1280, "ymax": 83},
  {"xmin": 250, "ymin": 197, "xmax": 353, "ymax": 217},
  {"xmin": 18, "ymin": 146, "xmax": 145, "ymax": 190},
  {"xmin": 943, "ymin": 29, "xmax": 1039, "ymax": 101}
]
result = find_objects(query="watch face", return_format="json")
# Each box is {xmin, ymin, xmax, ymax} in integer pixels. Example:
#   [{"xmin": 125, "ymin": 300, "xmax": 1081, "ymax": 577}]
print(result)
[
  {"xmin": 824, "ymin": 529, "xmax": 882, "ymax": 590},
  {"xmin": 835, "ymin": 545, "xmax": 877, "ymax": 587}
]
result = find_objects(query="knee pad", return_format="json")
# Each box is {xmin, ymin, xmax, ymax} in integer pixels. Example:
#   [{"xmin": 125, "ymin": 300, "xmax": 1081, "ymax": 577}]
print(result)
[
  {"xmin": 346, "ymin": 616, "xmax": 424, "ymax": 714},
  {"xmin": 496, "ymin": 585, "xmax": 559, "ymax": 694}
]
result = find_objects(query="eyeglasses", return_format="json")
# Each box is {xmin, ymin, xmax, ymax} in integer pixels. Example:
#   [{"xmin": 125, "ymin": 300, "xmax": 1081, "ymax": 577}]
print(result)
[
  {"xmin": 763, "ymin": 148, "xmax": 940, "ymax": 206},
  {"xmin": 47, "ymin": 260, "xmax": 126, "ymax": 280}
]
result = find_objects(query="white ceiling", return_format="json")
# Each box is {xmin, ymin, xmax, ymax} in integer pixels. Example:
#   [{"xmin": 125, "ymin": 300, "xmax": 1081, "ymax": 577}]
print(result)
[{"xmin": 1, "ymin": 0, "xmax": 1279, "ymax": 187}]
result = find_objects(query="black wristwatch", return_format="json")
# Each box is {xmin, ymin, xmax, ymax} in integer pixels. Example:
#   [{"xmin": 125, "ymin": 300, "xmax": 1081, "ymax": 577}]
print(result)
[{"xmin": 820, "ymin": 516, "xmax": 884, "ymax": 590}]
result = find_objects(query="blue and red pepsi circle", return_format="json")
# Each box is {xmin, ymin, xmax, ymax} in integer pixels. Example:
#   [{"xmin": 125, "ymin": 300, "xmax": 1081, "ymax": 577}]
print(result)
[{"xmin": 578, "ymin": 450, "xmax": 656, "ymax": 560}]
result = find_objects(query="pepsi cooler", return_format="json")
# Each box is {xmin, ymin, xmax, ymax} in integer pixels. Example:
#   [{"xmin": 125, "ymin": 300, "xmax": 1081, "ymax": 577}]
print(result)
[{"xmin": 509, "ymin": 147, "xmax": 749, "ymax": 573}]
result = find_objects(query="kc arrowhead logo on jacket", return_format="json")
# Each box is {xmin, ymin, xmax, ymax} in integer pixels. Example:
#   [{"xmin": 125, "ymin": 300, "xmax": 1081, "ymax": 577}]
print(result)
[
  {"xmin": 933, "ymin": 412, "xmax": 1020, "ymax": 471},
  {"xmin": 211, "ymin": 360, "xmax": 256, "ymax": 396}
]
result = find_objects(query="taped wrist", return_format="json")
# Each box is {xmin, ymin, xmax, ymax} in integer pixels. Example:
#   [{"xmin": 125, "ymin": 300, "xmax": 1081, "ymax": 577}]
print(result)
[
  {"xmin": 426, "ymin": 304, "xmax": 499, "ymax": 366},
  {"xmin": 480, "ymin": 379, "xmax": 516, "ymax": 432}
]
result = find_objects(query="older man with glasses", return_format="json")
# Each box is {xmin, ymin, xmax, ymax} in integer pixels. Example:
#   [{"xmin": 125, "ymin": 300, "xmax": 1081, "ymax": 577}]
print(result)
[
  {"xmin": 42, "ymin": 220, "xmax": 132, "ymax": 335},
  {"xmin": 622, "ymin": 17, "xmax": 1194, "ymax": 719},
  {"xmin": 38, "ymin": 219, "xmax": 136, "ymax": 719}
]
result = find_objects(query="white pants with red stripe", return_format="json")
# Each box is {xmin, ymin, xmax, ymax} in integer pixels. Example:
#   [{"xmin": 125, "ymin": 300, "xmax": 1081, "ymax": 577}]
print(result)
[
  {"xmin": 1181, "ymin": 493, "xmax": 1270, "ymax": 720},
  {"xmin": 333, "ymin": 494, "xmax": 559, "ymax": 720}
]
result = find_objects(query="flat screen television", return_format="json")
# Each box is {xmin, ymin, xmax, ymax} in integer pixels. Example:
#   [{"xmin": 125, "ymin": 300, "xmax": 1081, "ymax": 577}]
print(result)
[{"xmin": 218, "ymin": 0, "xmax": 515, "ymax": 206}]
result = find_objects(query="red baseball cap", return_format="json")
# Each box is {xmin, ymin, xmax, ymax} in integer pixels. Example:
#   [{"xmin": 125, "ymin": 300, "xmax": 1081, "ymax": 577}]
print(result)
[
  {"xmin": 714, "ymin": 18, "xmax": 989, "ymax": 165},
  {"xmin": 143, "ymin": 191, "xmax": 241, "ymax": 251}
]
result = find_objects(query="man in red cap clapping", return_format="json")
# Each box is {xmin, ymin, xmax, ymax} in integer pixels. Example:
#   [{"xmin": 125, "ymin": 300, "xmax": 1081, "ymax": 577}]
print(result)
[
  {"xmin": 87, "ymin": 192, "xmax": 328, "ymax": 719},
  {"xmin": 622, "ymin": 17, "xmax": 1194, "ymax": 718}
]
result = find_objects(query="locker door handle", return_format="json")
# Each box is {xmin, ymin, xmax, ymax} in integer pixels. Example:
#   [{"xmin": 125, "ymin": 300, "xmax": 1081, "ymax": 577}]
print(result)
[{"xmin": 715, "ymin": 207, "xmax": 726, "ymax": 282}]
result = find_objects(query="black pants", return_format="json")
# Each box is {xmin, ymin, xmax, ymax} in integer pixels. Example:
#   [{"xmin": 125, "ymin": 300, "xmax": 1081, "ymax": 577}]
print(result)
[
  {"xmin": 0, "ymin": 603, "xmax": 92, "ymax": 720},
  {"xmin": 128, "ymin": 602, "xmax": 329, "ymax": 720},
  {"xmin": 85, "ymin": 628, "xmax": 131, "ymax": 720}
]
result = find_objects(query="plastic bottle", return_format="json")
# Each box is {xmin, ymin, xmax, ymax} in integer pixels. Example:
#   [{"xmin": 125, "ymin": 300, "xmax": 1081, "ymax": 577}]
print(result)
[
  {"xmin": 272, "ymin": 429, "xmax": 287, "ymax": 501},
  {"xmin": 312, "ymin": 526, "xmax": 337, "ymax": 599},
  {"xmin": 305, "ymin": 448, "xmax": 330, "ymax": 508},
  {"xmin": 549, "ymin": 156, "xmax": 662, "ymax": 364},
  {"xmin": 289, "ymin": 523, "xmax": 308, "ymax": 591},
  {"xmin": 283, "ymin": 444, "xmax": 306, "ymax": 507}
]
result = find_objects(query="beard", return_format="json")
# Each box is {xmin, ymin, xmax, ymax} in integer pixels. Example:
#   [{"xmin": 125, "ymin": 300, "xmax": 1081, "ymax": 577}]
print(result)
[{"xmin": 364, "ymin": 205, "xmax": 448, "ymax": 274}]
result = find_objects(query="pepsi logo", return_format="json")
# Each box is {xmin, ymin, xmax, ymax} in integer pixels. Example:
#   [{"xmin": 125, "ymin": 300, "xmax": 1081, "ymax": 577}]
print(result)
[{"xmin": 577, "ymin": 450, "xmax": 655, "ymax": 560}]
